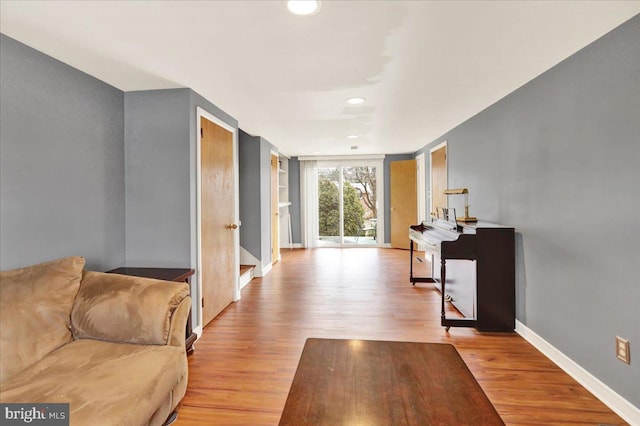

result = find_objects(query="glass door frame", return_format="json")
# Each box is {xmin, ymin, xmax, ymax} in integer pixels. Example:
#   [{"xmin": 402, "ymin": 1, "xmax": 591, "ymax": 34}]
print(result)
[{"xmin": 316, "ymin": 159, "xmax": 384, "ymax": 247}]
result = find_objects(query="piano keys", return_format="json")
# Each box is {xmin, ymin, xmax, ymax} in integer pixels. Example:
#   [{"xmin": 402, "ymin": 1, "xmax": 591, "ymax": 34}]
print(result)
[{"xmin": 409, "ymin": 221, "xmax": 515, "ymax": 332}]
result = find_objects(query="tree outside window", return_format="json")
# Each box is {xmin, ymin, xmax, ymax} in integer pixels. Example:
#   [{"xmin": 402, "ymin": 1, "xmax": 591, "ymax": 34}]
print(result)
[{"xmin": 318, "ymin": 166, "xmax": 376, "ymax": 238}]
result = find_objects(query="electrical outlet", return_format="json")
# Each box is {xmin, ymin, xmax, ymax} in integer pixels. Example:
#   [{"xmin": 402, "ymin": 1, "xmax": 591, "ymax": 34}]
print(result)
[{"xmin": 616, "ymin": 336, "xmax": 630, "ymax": 364}]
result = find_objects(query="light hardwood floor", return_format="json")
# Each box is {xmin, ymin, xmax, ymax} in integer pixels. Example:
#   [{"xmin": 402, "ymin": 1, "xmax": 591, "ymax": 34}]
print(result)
[{"xmin": 176, "ymin": 248, "xmax": 624, "ymax": 425}]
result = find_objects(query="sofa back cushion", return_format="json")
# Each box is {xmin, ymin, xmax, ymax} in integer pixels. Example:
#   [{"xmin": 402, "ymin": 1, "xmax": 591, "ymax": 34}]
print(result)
[
  {"xmin": 71, "ymin": 271, "xmax": 189, "ymax": 345},
  {"xmin": 0, "ymin": 256, "xmax": 85, "ymax": 383}
]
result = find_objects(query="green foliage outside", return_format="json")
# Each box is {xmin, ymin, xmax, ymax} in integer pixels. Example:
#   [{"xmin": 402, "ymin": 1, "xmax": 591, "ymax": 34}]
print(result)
[{"xmin": 318, "ymin": 179, "xmax": 365, "ymax": 237}]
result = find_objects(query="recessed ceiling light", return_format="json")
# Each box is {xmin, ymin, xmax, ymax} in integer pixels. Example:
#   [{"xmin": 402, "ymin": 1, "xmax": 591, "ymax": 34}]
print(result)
[
  {"xmin": 347, "ymin": 135, "xmax": 358, "ymax": 139},
  {"xmin": 346, "ymin": 97, "xmax": 366, "ymax": 105},
  {"xmin": 286, "ymin": 0, "xmax": 321, "ymax": 16}
]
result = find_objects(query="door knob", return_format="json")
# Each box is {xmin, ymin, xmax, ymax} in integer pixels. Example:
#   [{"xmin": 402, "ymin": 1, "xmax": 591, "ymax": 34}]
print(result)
[{"xmin": 227, "ymin": 224, "xmax": 238, "ymax": 229}]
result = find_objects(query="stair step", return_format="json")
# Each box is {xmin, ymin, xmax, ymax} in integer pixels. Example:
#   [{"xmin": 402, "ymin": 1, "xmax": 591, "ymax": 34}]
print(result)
[
  {"xmin": 240, "ymin": 264, "xmax": 255, "ymax": 276},
  {"xmin": 239, "ymin": 264, "xmax": 256, "ymax": 289}
]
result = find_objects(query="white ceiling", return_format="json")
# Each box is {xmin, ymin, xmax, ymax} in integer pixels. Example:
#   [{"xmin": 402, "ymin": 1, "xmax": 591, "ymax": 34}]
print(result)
[{"xmin": 1, "ymin": 1, "xmax": 638, "ymax": 156}]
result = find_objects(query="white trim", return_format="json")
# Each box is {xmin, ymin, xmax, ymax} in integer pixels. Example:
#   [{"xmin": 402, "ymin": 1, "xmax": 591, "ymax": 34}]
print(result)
[
  {"xmin": 298, "ymin": 154, "xmax": 386, "ymax": 161},
  {"xmin": 416, "ymin": 152, "xmax": 426, "ymax": 224},
  {"xmin": 290, "ymin": 243, "xmax": 304, "ymax": 248},
  {"xmin": 382, "ymin": 243, "xmax": 392, "ymax": 248},
  {"xmin": 376, "ymin": 161, "xmax": 384, "ymax": 247},
  {"xmin": 429, "ymin": 141, "xmax": 447, "ymax": 216},
  {"xmin": 193, "ymin": 325, "xmax": 203, "ymax": 339},
  {"xmin": 271, "ymin": 150, "xmax": 280, "ymax": 264},
  {"xmin": 196, "ymin": 107, "xmax": 240, "ymax": 332},
  {"xmin": 429, "ymin": 141, "xmax": 448, "ymax": 153},
  {"xmin": 515, "ymin": 320, "xmax": 640, "ymax": 425},
  {"xmin": 260, "ymin": 262, "xmax": 273, "ymax": 277}
]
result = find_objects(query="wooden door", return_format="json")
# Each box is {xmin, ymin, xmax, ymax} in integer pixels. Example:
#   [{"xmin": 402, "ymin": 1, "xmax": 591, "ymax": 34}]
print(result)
[
  {"xmin": 201, "ymin": 116, "xmax": 236, "ymax": 327},
  {"xmin": 390, "ymin": 159, "xmax": 417, "ymax": 249},
  {"xmin": 430, "ymin": 145, "xmax": 447, "ymax": 217},
  {"xmin": 271, "ymin": 154, "xmax": 279, "ymax": 264}
]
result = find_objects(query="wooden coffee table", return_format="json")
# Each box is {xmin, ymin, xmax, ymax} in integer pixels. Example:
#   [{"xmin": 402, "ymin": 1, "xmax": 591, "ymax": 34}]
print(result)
[{"xmin": 279, "ymin": 338, "xmax": 503, "ymax": 425}]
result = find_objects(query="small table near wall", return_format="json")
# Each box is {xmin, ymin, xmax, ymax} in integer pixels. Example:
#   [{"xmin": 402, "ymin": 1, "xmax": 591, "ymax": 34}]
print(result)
[{"xmin": 106, "ymin": 267, "xmax": 197, "ymax": 355}]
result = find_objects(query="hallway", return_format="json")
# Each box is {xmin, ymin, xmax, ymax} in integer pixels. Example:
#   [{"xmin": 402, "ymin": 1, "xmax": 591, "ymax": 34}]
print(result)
[{"xmin": 177, "ymin": 248, "xmax": 623, "ymax": 425}]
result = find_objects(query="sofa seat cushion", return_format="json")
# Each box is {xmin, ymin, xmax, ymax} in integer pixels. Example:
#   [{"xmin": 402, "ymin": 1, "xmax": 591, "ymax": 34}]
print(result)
[
  {"xmin": 0, "ymin": 339, "xmax": 187, "ymax": 426},
  {"xmin": 0, "ymin": 256, "xmax": 85, "ymax": 382}
]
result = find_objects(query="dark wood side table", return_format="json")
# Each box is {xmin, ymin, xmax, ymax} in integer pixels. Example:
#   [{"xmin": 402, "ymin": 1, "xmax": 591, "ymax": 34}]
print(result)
[{"xmin": 106, "ymin": 267, "xmax": 197, "ymax": 355}]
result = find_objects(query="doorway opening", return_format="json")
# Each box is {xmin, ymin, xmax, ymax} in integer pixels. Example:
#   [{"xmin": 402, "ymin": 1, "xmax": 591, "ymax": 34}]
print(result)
[{"xmin": 429, "ymin": 142, "xmax": 447, "ymax": 218}]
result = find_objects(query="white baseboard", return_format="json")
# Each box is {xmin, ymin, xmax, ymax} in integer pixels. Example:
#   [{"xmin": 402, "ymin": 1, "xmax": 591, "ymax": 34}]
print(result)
[
  {"xmin": 258, "ymin": 262, "xmax": 272, "ymax": 277},
  {"xmin": 382, "ymin": 243, "xmax": 392, "ymax": 248},
  {"xmin": 279, "ymin": 243, "xmax": 303, "ymax": 249},
  {"xmin": 193, "ymin": 325, "xmax": 203, "ymax": 339},
  {"xmin": 515, "ymin": 320, "xmax": 639, "ymax": 425}
]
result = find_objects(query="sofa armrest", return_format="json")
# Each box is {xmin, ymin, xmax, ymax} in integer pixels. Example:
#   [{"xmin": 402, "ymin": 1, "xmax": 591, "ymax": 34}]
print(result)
[
  {"xmin": 168, "ymin": 296, "xmax": 192, "ymax": 348},
  {"xmin": 71, "ymin": 271, "xmax": 190, "ymax": 346}
]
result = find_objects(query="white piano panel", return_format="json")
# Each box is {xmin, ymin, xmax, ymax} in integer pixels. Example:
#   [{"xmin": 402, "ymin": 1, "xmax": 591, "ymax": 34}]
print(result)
[{"xmin": 446, "ymin": 259, "xmax": 477, "ymax": 319}]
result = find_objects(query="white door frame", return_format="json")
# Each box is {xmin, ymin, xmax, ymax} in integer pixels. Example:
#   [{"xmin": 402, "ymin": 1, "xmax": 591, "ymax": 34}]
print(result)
[
  {"xmin": 195, "ymin": 106, "xmax": 240, "ymax": 337},
  {"xmin": 270, "ymin": 149, "xmax": 280, "ymax": 265},
  {"xmin": 416, "ymin": 152, "xmax": 426, "ymax": 224},
  {"xmin": 428, "ymin": 141, "xmax": 448, "ymax": 217}
]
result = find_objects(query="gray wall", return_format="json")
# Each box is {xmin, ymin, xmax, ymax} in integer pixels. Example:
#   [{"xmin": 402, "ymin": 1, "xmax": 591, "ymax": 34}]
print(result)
[
  {"xmin": 239, "ymin": 130, "xmax": 262, "ymax": 259},
  {"xmin": 124, "ymin": 89, "xmax": 191, "ymax": 267},
  {"xmin": 125, "ymin": 88, "xmax": 238, "ymax": 330},
  {"xmin": 415, "ymin": 16, "xmax": 640, "ymax": 406},
  {"xmin": 288, "ymin": 157, "xmax": 301, "ymax": 244},
  {"xmin": 237, "ymin": 131, "xmax": 277, "ymax": 265},
  {"xmin": 0, "ymin": 34, "xmax": 125, "ymax": 271},
  {"xmin": 0, "ymin": 34, "xmax": 241, "ymax": 330},
  {"xmin": 383, "ymin": 154, "xmax": 414, "ymax": 244}
]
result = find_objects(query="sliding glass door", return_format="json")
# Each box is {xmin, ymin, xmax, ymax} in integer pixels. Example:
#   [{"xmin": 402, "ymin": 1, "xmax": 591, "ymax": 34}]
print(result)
[
  {"xmin": 317, "ymin": 161, "xmax": 382, "ymax": 247},
  {"xmin": 318, "ymin": 166, "xmax": 340, "ymax": 244}
]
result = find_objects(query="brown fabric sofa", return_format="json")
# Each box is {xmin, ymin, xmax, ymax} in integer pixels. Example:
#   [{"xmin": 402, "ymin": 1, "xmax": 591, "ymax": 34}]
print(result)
[{"xmin": 0, "ymin": 256, "xmax": 191, "ymax": 426}]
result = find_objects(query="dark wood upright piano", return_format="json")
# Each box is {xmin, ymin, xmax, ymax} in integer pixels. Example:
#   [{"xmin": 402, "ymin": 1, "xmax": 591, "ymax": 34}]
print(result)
[{"xmin": 409, "ymin": 221, "xmax": 515, "ymax": 332}]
